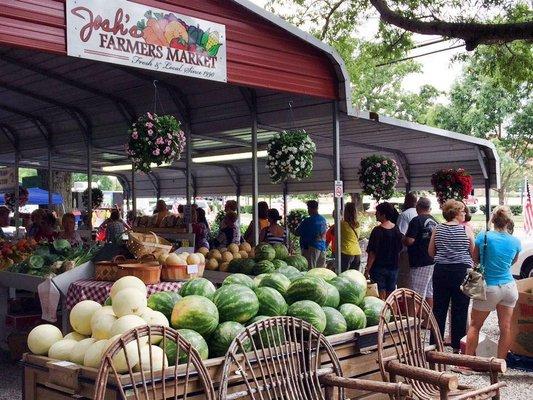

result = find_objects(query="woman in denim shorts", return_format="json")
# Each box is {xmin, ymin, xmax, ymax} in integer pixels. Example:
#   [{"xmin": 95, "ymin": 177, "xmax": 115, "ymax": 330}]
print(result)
[{"xmin": 465, "ymin": 206, "xmax": 522, "ymax": 360}]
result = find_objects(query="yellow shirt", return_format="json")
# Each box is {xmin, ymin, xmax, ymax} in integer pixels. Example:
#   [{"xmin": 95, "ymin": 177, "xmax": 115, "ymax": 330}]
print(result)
[{"xmin": 340, "ymin": 220, "xmax": 361, "ymax": 256}]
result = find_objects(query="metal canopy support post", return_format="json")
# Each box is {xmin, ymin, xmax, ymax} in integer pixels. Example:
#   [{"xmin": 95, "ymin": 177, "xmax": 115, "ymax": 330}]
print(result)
[
  {"xmin": 185, "ymin": 123, "xmax": 192, "ymax": 206},
  {"xmin": 332, "ymin": 101, "xmax": 342, "ymax": 274},
  {"xmin": 251, "ymin": 91, "xmax": 259, "ymax": 246},
  {"xmin": 14, "ymin": 151, "xmax": 20, "ymax": 231},
  {"xmin": 476, "ymin": 147, "xmax": 491, "ymax": 230},
  {"xmin": 283, "ymin": 182, "xmax": 289, "ymax": 246},
  {"xmin": 47, "ymin": 147, "xmax": 53, "ymax": 208},
  {"xmin": 87, "ymin": 143, "xmax": 93, "ymax": 229},
  {"xmin": 131, "ymin": 168, "xmax": 136, "ymax": 215}
]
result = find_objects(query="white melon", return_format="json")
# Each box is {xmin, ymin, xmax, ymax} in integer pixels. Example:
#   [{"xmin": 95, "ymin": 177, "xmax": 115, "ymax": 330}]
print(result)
[
  {"xmin": 83, "ymin": 339, "xmax": 109, "ymax": 368},
  {"xmin": 112, "ymin": 288, "xmax": 147, "ymax": 317},
  {"xmin": 70, "ymin": 300, "xmax": 102, "ymax": 335},
  {"xmin": 109, "ymin": 315, "xmax": 147, "ymax": 337},
  {"xmin": 63, "ymin": 332, "xmax": 87, "ymax": 342},
  {"xmin": 91, "ymin": 313, "xmax": 118, "ymax": 340},
  {"xmin": 110, "ymin": 276, "xmax": 147, "ymax": 299},
  {"xmin": 48, "ymin": 339, "xmax": 77, "ymax": 361},
  {"xmin": 106, "ymin": 334, "xmax": 142, "ymax": 373},
  {"xmin": 186, "ymin": 253, "xmax": 201, "ymax": 265},
  {"xmin": 133, "ymin": 345, "xmax": 168, "ymax": 372},
  {"xmin": 27, "ymin": 324, "xmax": 63, "ymax": 355},
  {"xmin": 70, "ymin": 338, "xmax": 96, "ymax": 365},
  {"xmin": 139, "ymin": 309, "xmax": 169, "ymax": 344}
]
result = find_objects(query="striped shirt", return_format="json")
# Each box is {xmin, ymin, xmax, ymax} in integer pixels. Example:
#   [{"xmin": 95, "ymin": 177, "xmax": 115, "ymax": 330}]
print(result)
[
  {"xmin": 264, "ymin": 230, "xmax": 286, "ymax": 245},
  {"xmin": 434, "ymin": 224, "xmax": 473, "ymax": 266}
]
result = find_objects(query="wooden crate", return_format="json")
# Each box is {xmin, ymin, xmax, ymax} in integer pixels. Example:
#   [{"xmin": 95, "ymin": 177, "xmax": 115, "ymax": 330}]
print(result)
[{"xmin": 22, "ymin": 324, "xmax": 404, "ymax": 400}]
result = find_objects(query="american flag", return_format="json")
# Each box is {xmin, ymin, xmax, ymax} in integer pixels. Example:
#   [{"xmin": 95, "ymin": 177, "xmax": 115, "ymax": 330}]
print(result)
[{"xmin": 525, "ymin": 180, "xmax": 533, "ymax": 235}]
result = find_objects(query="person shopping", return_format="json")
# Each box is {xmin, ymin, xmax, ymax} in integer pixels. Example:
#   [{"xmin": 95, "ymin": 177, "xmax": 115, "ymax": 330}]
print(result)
[
  {"xmin": 365, "ymin": 202, "xmax": 403, "ymax": 299},
  {"xmin": 339, "ymin": 202, "xmax": 362, "ymax": 271},
  {"xmin": 296, "ymin": 200, "xmax": 327, "ymax": 268},
  {"xmin": 58, "ymin": 213, "xmax": 83, "ymax": 246},
  {"xmin": 259, "ymin": 208, "xmax": 286, "ymax": 245},
  {"xmin": 244, "ymin": 201, "xmax": 269, "ymax": 244},
  {"xmin": 428, "ymin": 199, "xmax": 474, "ymax": 353},
  {"xmin": 465, "ymin": 206, "xmax": 521, "ymax": 360}
]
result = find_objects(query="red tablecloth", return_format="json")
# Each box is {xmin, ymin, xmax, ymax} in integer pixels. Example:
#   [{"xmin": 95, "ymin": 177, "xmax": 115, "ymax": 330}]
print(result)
[{"xmin": 66, "ymin": 279, "xmax": 183, "ymax": 310}]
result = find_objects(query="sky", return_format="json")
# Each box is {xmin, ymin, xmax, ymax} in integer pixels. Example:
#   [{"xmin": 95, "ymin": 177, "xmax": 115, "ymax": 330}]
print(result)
[{"xmin": 250, "ymin": 0, "xmax": 465, "ymax": 94}]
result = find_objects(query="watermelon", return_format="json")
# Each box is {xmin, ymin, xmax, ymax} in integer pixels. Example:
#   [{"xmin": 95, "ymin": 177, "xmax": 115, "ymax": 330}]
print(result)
[
  {"xmin": 362, "ymin": 296, "xmax": 388, "ymax": 327},
  {"xmin": 254, "ymin": 243, "xmax": 276, "ymax": 261},
  {"xmin": 167, "ymin": 291, "xmax": 182, "ymax": 303},
  {"xmin": 147, "ymin": 291, "xmax": 181, "ymax": 319},
  {"xmin": 271, "ymin": 259, "xmax": 288, "ymax": 270},
  {"xmin": 322, "ymin": 307, "xmax": 347, "ymax": 336},
  {"xmin": 258, "ymin": 273, "xmax": 291, "ymax": 296},
  {"xmin": 338, "ymin": 303, "xmax": 366, "ymax": 331},
  {"xmin": 228, "ymin": 259, "xmax": 244, "ymax": 273},
  {"xmin": 255, "ymin": 287, "xmax": 288, "ymax": 316},
  {"xmin": 162, "ymin": 329, "xmax": 208, "ymax": 365},
  {"xmin": 253, "ymin": 274, "xmax": 268, "ymax": 288},
  {"xmin": 104, "ymin": 297, "xmax": 112, "ymax": 306},
  {"xmin": 179, "ymin": 278, "xmax": 216, "ymax": 300},
  {"xmin": 276, "ymin": 265, "xmax": 303, "ymax": 281},
  {"xmin": 170, "ymin": 295, "xmax": 219, "ymax": 337},
  {"xmin": 223, "ymin": 273, "xmax": 255, "ymax": 289},
  {"xmin": 323, "ymin": 282, "xmax": 340, "ymax": 308},
  {"xmin": 285, "ymin": 254, "xmax": 308, "ymax": 271},
  {"xmin": 306, "ymin": 267, "xmax": 337, "ymax": 282},
  {"xmin": 212, "ymin": 285, "xmax": 259, "ymax": 324},
  {"xmin": 272, "ymin": 244, "xmax": 289, "ymax": 260},
  {"xmin": 208, "ymin": 321, "xmax": 251, "ymax": 357},
  {"xmin": 253, "ymin": 260, "xmax": 276, "ymax": 275},
  {"xmin": 287, "ymin": 300, "xmax": 326, "ymax": 333},
  {"xmin": 330, "ymin": 276, "xmax": 366, "ymax": 306},
  {"xmin": 240, "ymin": 259, "xmax": 256, "ymax": 275},
  {"xmin": 247, "ymin": 316, "xmax": 285, "ymax": 346},
  {"xmin": 285, "ymin": 276, "xmax": 328, "ymax": 305},
  {"xmin": 340, "ymin": 269, "xmax": 367, "ymax": 288}
]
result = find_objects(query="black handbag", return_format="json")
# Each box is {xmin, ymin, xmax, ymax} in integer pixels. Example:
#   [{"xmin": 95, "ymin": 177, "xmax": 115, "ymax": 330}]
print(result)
[{"xmin": 460, "ymin": 232, "xmax": 487, "ymax": 300}]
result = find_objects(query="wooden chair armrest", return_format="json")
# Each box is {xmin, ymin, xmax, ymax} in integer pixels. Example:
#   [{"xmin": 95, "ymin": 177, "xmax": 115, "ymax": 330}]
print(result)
[
  {"xmin": 426, "ymin": 351, "xmax": 507, "ymax": 373},
  {"xmin": 386, "ymin": 360, "xmax": 458, "ymax": 391},
  {"xmin": 320, "ymin": 374, "xmax": 412, "ymax": 397}
]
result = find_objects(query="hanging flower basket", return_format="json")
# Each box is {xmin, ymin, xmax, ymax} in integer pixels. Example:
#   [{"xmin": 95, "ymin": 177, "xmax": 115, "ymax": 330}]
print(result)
[
  {"xmin": 82, "ymin": 188, "xmax": 104, "ymax": 210},
  {"xmin": 125, "ymin": 112, "xmax": 185, "ymax": 173},
  {"xmin": 431, "ymin": 168, "xmax": 473, "ymax": 205},
  {"xmin": 359, "ymin": 155, "xmax": 399, "ymax": 201},
  {"xmin": 266, "ymin": 129, "xmax": 316, "ymax": 184},
  {"xmin": 286, "ymin": 209, "xmax": 308, "ymax": 235},
  {"xmin": 4, "ymin": 186, "xmax": 29, "ymax": 210}
]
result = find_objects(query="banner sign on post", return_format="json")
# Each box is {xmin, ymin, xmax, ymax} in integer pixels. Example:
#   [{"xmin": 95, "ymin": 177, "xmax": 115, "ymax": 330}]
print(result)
[
  {"xmin": 66, "ymin": 0, "xmax": 227, "ymax": 82},
  {"xmin": 334, "ymin": 180, "xmax": 343, "ymax": 198},
  {"xmin": 0, "ymin": 168, "xmax": 16, "ymax": 191}
]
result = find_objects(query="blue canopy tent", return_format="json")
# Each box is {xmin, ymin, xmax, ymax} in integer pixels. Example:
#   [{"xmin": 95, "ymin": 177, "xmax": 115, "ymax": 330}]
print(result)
[{"xmin": 0, "ymin": 187, "xmax": 63, "ymax": 205}]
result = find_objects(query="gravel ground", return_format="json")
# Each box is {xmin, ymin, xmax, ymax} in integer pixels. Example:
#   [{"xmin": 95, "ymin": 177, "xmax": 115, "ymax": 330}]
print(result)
[{"xmin": 1, "ymin": 312, "xmax": 531, "ymax": 399}]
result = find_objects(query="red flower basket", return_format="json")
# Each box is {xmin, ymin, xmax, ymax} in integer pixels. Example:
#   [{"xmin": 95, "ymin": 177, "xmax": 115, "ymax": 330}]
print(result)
[{"xmin": 431, "ymin": 168, "xmax": 473, "ymax": 206}]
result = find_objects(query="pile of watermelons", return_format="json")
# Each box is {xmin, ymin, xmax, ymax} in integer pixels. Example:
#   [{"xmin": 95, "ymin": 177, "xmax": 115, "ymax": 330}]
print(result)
[
  {"xmin": 147, "ymin": 263, "xmax": 388, "ymax": 361},
  {"xmin": 228, "ymin": 243, "xmax": 308, "ymax": 275}
]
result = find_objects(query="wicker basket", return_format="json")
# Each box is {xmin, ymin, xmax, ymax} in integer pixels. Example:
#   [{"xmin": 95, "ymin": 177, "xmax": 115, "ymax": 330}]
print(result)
[
  {"xmin": 127, "ymin": 231, "xmax": 172, "ymax": 259},
  {"xmin": 94, "ymin": 255, "xmax": 158, "ymax": 282},
  {"xmin": 161, "ymin": 263, "xmax": 205, "ymax": 281},
  {"xmin": 115, "ymin": 263, "xmax": 162, "ymax": 285}
]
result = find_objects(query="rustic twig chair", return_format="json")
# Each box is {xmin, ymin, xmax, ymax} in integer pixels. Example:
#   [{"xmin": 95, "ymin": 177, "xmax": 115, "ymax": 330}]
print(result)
[
  {"xmin": 377, "ymin": 289, "xmax": 507, "ymax": 400},
  {"xmin": 94, "ymin": 325, "xmax": 216, "ymax": 400},
  {"xmin": 218, "ymin": 316, "xmax": 412, "ymax": 399}
]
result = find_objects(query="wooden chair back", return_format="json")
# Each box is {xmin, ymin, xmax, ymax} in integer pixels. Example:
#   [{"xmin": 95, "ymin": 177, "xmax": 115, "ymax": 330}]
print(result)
[
  {"xmin": 94, "ymin": 325, "xmax": 216, "ymax": 400},
  {"xmin": 377, "ymin": 289, "xmax": 446, "ymax": 395},
  {"xmin": 218, "ymin": 316, "xmax": 344, "ymax": 400}
]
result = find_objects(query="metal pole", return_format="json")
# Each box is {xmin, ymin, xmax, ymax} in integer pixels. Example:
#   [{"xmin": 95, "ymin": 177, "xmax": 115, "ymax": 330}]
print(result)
[
  {"xmin": 332, "ymin": 101, "xmax": 342, "ymax": 273},
  {"xmin": 185, "ymin": 123, "xmax": 192, "ymax": 206},
  {"xmin": 251, "ymin": 93, "xmax": 259, "ymax": 246},
  {"xmin": 14, "ymin": 152, "xmax": 20, "ymax": 232},
  {"xmin": 87, "ymin": 143, "xmax": 93, "ymax": 229},
  {"xmin": 131, "ymin": 167, "xmax": 136, "ymax": 215},
  {"xmin": 47, "ymin": 147, "xmax": 53, "ymax": 209},
  {"xmin": 485, "ymin": 178, "xmax": 491, "ymax": 230},
  {"xmin": 283, "ymin": 182, "xmax": 289, "ymax": 246}
]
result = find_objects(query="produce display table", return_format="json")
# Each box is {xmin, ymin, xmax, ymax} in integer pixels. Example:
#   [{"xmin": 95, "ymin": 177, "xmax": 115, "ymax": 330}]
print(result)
[
  {"xmin": 65, "ymin": 279, "xmax": 183, "ymax": 309},
  {"xmin": 21, "ymin": 323, "xmax": 407, "ymax": 400}
]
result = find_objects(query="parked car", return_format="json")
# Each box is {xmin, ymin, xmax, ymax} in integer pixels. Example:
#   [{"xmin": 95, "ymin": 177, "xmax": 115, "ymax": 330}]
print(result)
[{"xmin": 512, "ymin": 240, "xmax": 533, "ymax": 279}]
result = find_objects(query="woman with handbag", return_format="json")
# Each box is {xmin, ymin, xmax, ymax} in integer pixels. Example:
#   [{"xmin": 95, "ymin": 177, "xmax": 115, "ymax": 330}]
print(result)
[
  {"xmin": 428, "ymin": 199, "xmax": 474, "ymax": 353},
  {"xmin": 465, "ymin": 206, "xmax": 521, "ymax": 360},
  {"xmin": 339, "ymin": 202, "xmax": 362, "ymax": 271}
]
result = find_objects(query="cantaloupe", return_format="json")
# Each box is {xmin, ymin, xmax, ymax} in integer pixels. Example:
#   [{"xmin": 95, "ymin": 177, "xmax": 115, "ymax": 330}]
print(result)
[
  {"xmin": 64, "ymin": 332, "xmax": 87, "ymax": 342},
  {"xmin": 196, "ymin": 253, "xmax": 205, "ymax": 264},
  {"xmin": 205, "ymin": 258, "xmax": 218, "ymax": 271},
  {"xmin": 221, "ymin": 251, "xmax": 233, "ymax": 263},
  {"xmin": 198, "ymin": 247, "xmax": 209, "ymax": 256},
  {"xmin": 70, "ymin": 300, "xmax": 102, "ymax": 335},
  {"xmin": 209, "ymin": 249, "xmax": 222, "ymax": 261},
  {"xmin": 91, "ymin": 313, "xmax": 117, "ymax": 340},
  {"xmin": 48, "ymin": 339, "xmax": 77, "ymax": 360},
  {"xmin": 219, "ymin": 262, "xmax": 230, "ymax": 272},
  {"xmin": 239, "ymin": 242, "xmax": 252, "ymax": 253},
  {"xmin": 238, "ymin": 250, "xmax": 248, "ymax": 259},
  {"xmin": 110, "ymin": 276, "xmax": 147, "ymax": 298},
  {"xmin": 139, "ymin": 309, "xmax": 169, "ymax": 344},
  {"xmin": 70, "ymin": 338, "xmax": 96, "ymax": 364},
  {"xmin": 228, "ymin": 243, "xmax": 239, "ymax": 254},
  {"xmin": 112, "ymin": 288, "xmax": 147, "ymax": 317},
  {"xmin": 186, "ymin": 253, "xmax": 201, "ymax": 265},
  {"xmin": 27, "ymin": 324, "xmax": 63, "ymax": 355},
  {"xmin": 84, "ymin": 339, "xmax": 109, "ymax": 368},
  {"xmin": 110, "ymin": 315, "xmax": 147, "ymax": 337},
  {"xmin": 233, "ymin": 252, "xmax": 242, "ymax": 260},
  {"xmin": 133, "ymin": 345, "xmax": 168, "ymax": 372}
]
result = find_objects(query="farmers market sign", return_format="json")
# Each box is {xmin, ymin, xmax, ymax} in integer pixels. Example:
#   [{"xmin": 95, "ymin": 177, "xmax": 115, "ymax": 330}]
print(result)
[{"xmin": 66, "ymin": 0, "xmax": 227, "ymax": 82}]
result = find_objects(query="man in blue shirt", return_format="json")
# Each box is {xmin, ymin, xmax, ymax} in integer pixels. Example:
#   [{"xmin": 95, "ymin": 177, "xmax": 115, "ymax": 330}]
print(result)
[{"xmin": 296, "ymin": 200, "xmax": 327, "ymax": 268}]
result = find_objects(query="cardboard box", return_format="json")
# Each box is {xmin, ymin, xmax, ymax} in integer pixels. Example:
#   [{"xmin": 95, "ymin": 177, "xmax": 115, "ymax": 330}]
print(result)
[{"xmin": 510, "ymin": 277, "xmax": 533, "ymax": 357}]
